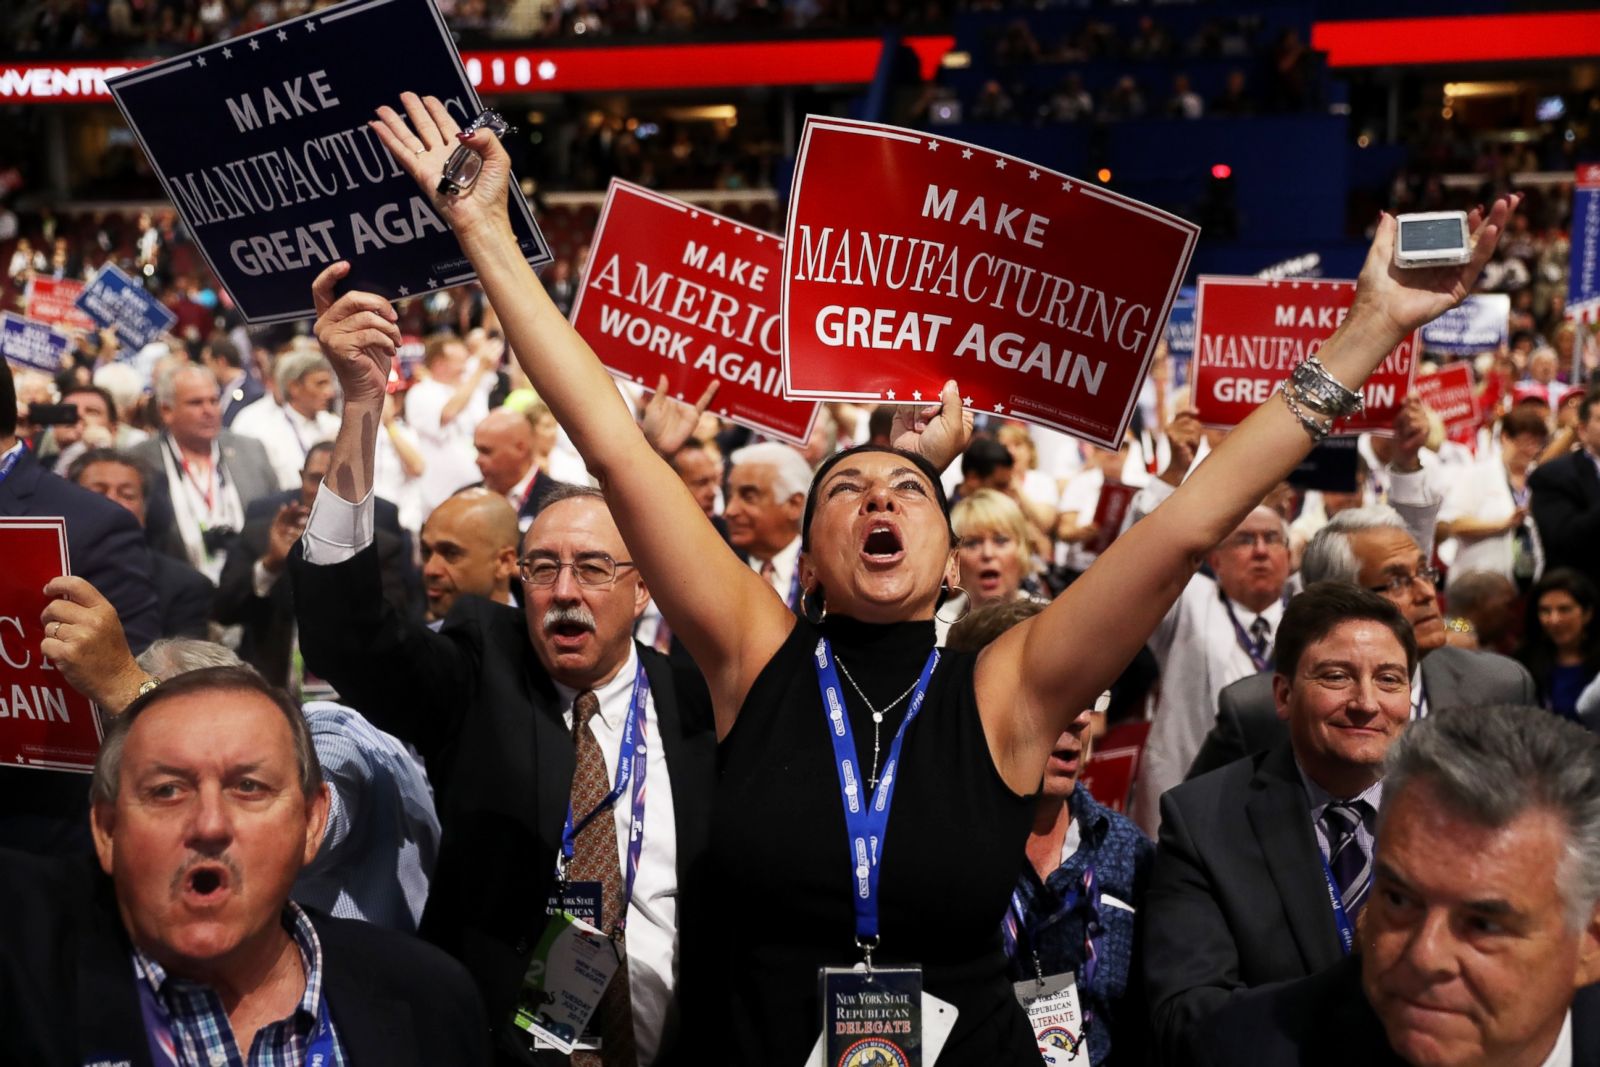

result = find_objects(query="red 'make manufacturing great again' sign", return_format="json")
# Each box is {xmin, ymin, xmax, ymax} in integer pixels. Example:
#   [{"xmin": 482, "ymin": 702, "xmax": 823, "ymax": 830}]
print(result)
[
  {"xmin": 0, "ymin": 518, "xmax": 102, "ymax": 773},
  {"xmin": 780, "ymin": 117, "xmax": 1198, "ymax": 450},
  {"xmin": 570, "ymin": 180, "xmax": 820, "ymax": 446},
  {"xmin": 1191, "ymin": 276, "xmax": 1419, "ymax": 434}
]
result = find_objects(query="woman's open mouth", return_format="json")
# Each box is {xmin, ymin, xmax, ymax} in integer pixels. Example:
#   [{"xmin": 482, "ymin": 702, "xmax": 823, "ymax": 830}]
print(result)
[{"xmin": 860, "ymin": 522, "xmax": 905, "ymax": 565}]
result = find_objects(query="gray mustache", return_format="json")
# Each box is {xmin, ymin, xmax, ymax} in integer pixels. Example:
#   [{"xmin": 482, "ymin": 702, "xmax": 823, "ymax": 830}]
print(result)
[{"xmin": 543, "ymin": 603, "xmax": 597, "ymax": 634}]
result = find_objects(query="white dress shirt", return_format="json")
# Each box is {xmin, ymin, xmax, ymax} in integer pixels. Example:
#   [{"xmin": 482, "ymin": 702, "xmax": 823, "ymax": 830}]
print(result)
[
  {"xmin": 405, "ymin": 375, "xmax": 492, "ymax": 517},
  {"xmin": 1134, "ymin": 574, "xmax": 1287, "ymax": 835},
  {"xmin": 746, "ymin": 533, "xmax": 801, "ymax": 609},
  {"xmin": 157, "ymin": 435, "xmax": 245, "ymax": 581},
  {"xmin": 1542, "ymin": 1012, "xmax": 1574, "ymax": 1067},
  {"xmin": 302, "ymin": 487, "xmax": 679, "ymax": 1065},
  {"xmin": 231, "ymin": 397, "xmax": 340, "ymax": 491}
]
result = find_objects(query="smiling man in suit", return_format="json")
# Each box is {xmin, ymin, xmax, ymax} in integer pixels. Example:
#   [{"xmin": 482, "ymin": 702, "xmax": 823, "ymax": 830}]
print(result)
[
  {"xmin": 291, "ymin": 267, "xmax": 714, "ymax": 1066},
  {"xmin": 1187, "ymin": 505, "xmax": 1536, "ymax": 779},
  {"xmin": 1144, "ymin": 582, "xmax": 1418, "ymax": 1064}
]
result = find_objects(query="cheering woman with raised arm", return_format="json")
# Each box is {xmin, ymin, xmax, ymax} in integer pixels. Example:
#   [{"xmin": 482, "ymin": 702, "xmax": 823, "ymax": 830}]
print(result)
[{"xmin": 346, "ymin": 93, "xmax": 1514, "ymax": 1065}]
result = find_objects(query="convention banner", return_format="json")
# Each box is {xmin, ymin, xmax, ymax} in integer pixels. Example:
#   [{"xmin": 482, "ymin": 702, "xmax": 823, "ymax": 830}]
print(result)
[
  {"xmin": 1191, "ymin": 276, "xmax": 1418, "ymax": 434},
  {"xmin": 0, "ymin": 313, "xmax": 72, "ymax": 372},
  {"xmin": 1568, "ymin": 162, "xmax": 1600, "ymax": 326},
  {"xmin": 571, "ymin": 181, "xmax": 819, "ymax": 446},
  {"xmin": 73, "ymin": 263, "xmax": 177, "ymax": 349},
  {"xmin": 1421, "ymin": 293, "xmax": 1510, "ymax": 355},
  {"xmin": 1412, "ymin": 362, "xmax": 1479, "ymax": 442},
  {"xmin": 1164, "ymin": 289, "xmax": 1194, "ymax": 391},
  {"xmin": 24, "ymin": 277, "xmax": 97, "ymax": 332},
  {"xmin": 781, "ymin": 117, "xmax": 1198, "ymax": 451},
  {"xmin": 0, "ymin": 519, "xmax": 102, "ymax": 774},
  {"xmin": 104, "ymin": 0, "xmax": 551, "ymax": 325}
]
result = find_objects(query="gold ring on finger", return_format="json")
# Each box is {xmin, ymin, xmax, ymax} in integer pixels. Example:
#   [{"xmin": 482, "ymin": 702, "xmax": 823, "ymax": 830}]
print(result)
[{"xmin": 49, "ymin": 621, "xmax": 62, "ymax": 639}]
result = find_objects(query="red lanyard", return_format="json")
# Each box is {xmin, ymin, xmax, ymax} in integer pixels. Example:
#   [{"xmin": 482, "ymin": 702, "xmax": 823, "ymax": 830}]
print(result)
[{"xmin": 172, "ymin": 441, "xmax": 217, "ymax": 513}]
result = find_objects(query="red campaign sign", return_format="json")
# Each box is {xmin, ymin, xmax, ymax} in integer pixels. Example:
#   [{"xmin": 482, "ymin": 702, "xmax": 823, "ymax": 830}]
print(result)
[
  {"xmin": 1192, "ymin": 276, "xmax": 1419, "ymax": 434},
  {"xmin": 1087, "ymin": 480, "xmax": 1137, "ymax": 555},
  {"xmin": 1412, "ymin": 362, "xmax": 1480, "ymax": 441},
  {"xmin": 570, "ymin": 180, "xmax": 819, "ymax": 446},
  {"xmin": 0, "ymin": 519, "xmax": 101, "ymax": 774},
  {"xmin": 25, "ymin": 277, "xmax": 96, "ymax": 332},
  {"xmin": 780, "ymin": 117, "xmax": 1198, "ymax": 450}
]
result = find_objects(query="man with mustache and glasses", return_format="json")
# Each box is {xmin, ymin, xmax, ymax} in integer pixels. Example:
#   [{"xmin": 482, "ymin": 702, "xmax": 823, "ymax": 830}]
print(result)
[
  {"xmin": 0, "ymin": 666, "xmax": 488, "ymax": 1065},
  {"xmin": 290, "ymin": 265, "xmax": 715, "ymax": 1067}
]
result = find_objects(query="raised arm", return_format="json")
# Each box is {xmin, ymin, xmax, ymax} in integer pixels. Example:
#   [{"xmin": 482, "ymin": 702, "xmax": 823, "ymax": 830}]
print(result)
[
  {"xmin": 976, "ymin": 197, "xmax": 1519, "ymax": 792},
  {"xmin": 369, "ymin": 94, "xmax": 789, "ymax": 731}
]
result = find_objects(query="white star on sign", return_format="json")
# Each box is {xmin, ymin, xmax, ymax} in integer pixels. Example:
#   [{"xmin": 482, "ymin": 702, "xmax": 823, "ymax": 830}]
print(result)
[
  {"xmin": 755, "ymin": 234, "xmax": 763, "ymax": 243},
  {"xmin": 993, "ymin": 403, "xmax": 1005, "ymax": 413},
  {"xmin": 426, "ymin": 278, "xmax": 437, "ymax": 287},
  {"xmin": 397, "ymin": 285, "xmax": 410, "ymax": 296},
  {"xmin": 912, "ymin": 390, "xmax": 923, "ymax": 401},
  {"xmin": 1061, "ymin": 181, "xmax": 1072, "ymax": 192},
  {"xmin": 1029, "ymin": 169, "xmax": 1039, "ymax": 180},
  {"xmin": 927, "ymin": 140, "xmax": 939, "ymax": 152},
  {"xmin": 197, "ymin": 56, "xmax": 206, "ymax": 66},
  {"xmin": 995, "ymin": 158, "xmax": 1007, "ymax": 170},
  {"xmin": 277, "ymin": 28, "xmax": 288, "ymax": 40},
  {"xmin": 963, "ymin": 396, "xmax": 973, "ymax": 406},
  {"xmin": 690, "ymin": 210, "xmax": 699, "ymax": 218},
  {"xmin": 305, "ymin": 19, "xmax": 316, "ymax": 31},
  {"xmin": 676, "ymin": 392, "xmax": 684, "ymax": 400},
  {"xmin": 886, "ymin": 390, "xmax": 897, "ymax": 400},
  {"xmin": 719, "ymin": 408, "xmax": 728, "ymax": 415},
  {"xmin": 961, "ymin": 148, "xmax": 973, "ymax": 160},
  {"xmin": 222, "ymin": 46, "xmax": 232, "ymax": 58},
  {"xmin": 249, "ymin": 37, "xmax": 260, "ymax": 50},
  {"xmin": 733, "ymin": 226, "xmax": 741, "ymax": 235},
  {"xmin": 712, "ymin": 219, "xmax": 720, "ymax": 227}
]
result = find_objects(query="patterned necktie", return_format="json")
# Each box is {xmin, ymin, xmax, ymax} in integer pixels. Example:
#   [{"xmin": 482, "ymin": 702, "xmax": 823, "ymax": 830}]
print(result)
[
  {"xmin": 568, "ymin": 692, "xmax": 638, "ymax": 1067},
  {"xmin": 1249, "ymin": 615, "xmax": 1272, "ymax": 662},
  {"xmin": 759, "ymin": 557, "xmax": 779, "ymax": 594},
  {"xmin": 1322, "ymin": 801, "xmax": 1372, "ymax": 922}
]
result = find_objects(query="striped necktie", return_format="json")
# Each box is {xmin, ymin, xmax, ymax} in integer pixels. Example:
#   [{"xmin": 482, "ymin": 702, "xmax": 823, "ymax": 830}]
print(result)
[{"xmin": 1322, "ymin": 801, "xmax": 1372, "ymax": 921}]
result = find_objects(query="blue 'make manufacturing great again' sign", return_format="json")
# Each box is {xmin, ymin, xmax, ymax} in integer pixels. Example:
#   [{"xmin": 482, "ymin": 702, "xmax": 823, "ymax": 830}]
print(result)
[{"xmin": 105, "ymin": 0, "xmax": 550, "ymax": 324}]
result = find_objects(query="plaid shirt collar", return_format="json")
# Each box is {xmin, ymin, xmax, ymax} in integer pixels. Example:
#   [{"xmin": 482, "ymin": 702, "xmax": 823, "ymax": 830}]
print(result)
[{"xmin": 132, "ymin": 903, "xmax": 331, "ymax": 1063}]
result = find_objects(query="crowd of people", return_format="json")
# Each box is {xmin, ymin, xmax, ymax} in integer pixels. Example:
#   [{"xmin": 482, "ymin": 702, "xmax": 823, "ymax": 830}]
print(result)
[{"xmin": 1, "ymin": 93, "xmax": 1599, "ymax": 1067}]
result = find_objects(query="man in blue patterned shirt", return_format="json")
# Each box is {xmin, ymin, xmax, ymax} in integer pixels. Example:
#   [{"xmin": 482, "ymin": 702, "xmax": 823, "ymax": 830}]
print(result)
[
  {"xmin": 949, "ymin": 601, "xmax": 1155, "ymax": 1066},
  {"xmin": 0, "ymin": 665, "xmax": 488, "ymax": 1065}
]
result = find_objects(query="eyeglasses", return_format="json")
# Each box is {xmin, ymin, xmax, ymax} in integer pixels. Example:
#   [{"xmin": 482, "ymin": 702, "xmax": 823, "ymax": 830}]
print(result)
[
  {"xmin": 518, "ymin": 554, "xmax": 636, "ymax": 587},
  {"xmin": 1367, "ymin": 566, "xmax": 1441, "ymax": 596},
  {"xmin": 1221, "ymin": 530, "xmax": 1287, "ymax": 551}
]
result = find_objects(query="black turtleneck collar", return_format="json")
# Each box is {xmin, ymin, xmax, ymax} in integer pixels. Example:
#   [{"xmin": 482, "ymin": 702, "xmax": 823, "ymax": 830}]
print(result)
[{"xmin": 817, "ymin": 615, "xmax": 938, "ymax": 709}]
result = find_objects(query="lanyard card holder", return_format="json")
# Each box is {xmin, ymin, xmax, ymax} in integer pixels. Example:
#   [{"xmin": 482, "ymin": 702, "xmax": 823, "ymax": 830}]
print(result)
[
  {"xmin": 1013, "ymin": 972, "xmax": 1086, "ymax": 1064},
  {"xmin": 511, "ymin": 909, "xmax": 620, "ymax": 1054},
  {"xmin": 820, "ymin": 965, "xmax": 923, "ymax": 1067}
]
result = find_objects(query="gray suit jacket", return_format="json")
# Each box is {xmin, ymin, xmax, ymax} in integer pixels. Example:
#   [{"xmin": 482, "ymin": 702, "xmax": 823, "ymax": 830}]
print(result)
[
  {"xmin": 129, "ymin": 431, "xmax": 278, "ymax": 560},
  {"xmin": 1187, "ymin": 646, "xmax": 1538, "ymax": 781},
  {"xmin": 1145, "ymin": 743, "xmax": 1344, "ymax": 1066}
]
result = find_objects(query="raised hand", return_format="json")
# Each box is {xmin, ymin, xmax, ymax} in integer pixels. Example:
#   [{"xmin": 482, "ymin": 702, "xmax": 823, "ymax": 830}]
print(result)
[
  {"xmin": 312, "ymin": 262, "xmax": 400, "ymax": 407},
  {"xmin": 1390, "ymin": 395, "xmax": 1431, "ymax": 470},
  {"xmin": 891, "ymin": 379, "xmax": 974, "ymax": 473},
  {"xmin": 262, "ymin": 502, "xmax": 310, "ymax": 574},
  {"xmin": 641, "ymin": 375, "xmax": 720, "ymax": 458},
  {"xmin": 39, "ymin": 576, "xmax": 149, "ymax": 714},
  {"xmin": 1354, "ymin": 195, "xmax": 1520, "ymax": 342},
  {"xmin": 370, "ymin": 92, "xmax": 513, "ymax": 240}
]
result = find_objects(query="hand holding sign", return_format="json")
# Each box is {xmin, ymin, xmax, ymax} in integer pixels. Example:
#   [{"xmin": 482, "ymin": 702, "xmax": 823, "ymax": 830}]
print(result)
[
  {"xmin": 39, "ymin": 576, "xmax": 149, "ymax": 717},
  {"xmin": 889, "ymin": 379, "xmax": 973, "ymax": 474},
  {"xmin": 312, "ymin": 261, "xmax": 400, "ymax": 407},
  {"xmin": 371, "ymin": 93, "xmax": 513, "ymax": 244},
  {"xmin": 1356, "ymin": 199, "xmax": 1519, "ymax": 343}
]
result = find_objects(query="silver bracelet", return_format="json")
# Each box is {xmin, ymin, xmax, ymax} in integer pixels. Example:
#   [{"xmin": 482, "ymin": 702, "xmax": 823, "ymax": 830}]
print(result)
[
  {"xmin": 1288, "ymin": 355, "xmax": 1364, "ymax": 419},
  {"xmin": 1280, "ymin": 381, "xmax": 1333, "ymax": 442}
]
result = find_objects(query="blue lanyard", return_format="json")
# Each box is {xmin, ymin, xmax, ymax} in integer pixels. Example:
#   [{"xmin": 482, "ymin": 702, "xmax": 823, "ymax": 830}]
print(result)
[
  {"xmin": 0, "ymin": 444, "xmax": 23, "ymax": 489},
  {"xmin": 1318, "ymin": 855, "xmax": 1356, "ymax": 956},
  {"xmin": 1218, "ymin": 589, "xmax": 1284, "ymax": 673},
  {"xmin": 283, "ymin": 408, "xmax": 311, "ymax": 458},
  {"xmin": 788, "ymin": 564, "xmax": 802, "ymax": 612},
  {"xmin": 1002, "ymin": 864, "xmax": 1103, "ymax": 985},
  {"xmin": 136, "ymin": 966, "xmax": 337, "ymax": 1066},
  {"xmin": 813, "ymin": 636, "xmax": 940, "ymax": 949},
  {"xmin": 558, "ymin": 662, "xmax": 651, "ymax": 932}
]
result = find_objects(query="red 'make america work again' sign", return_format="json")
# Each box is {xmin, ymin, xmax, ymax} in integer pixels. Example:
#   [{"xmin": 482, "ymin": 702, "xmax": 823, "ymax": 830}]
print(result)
[
  {"xmin": 780, "ymin": 117, "xmax": 1198, "ymax": 450},
  {"xmin": 570, "ymin": 180, "xmax": 820, "ymax": 445}
]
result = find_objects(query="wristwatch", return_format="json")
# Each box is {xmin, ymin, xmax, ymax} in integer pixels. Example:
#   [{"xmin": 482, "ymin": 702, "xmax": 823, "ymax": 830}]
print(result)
[{"xmin": 136, "ymin": 677, "xmax": 160, "ymax": 698}]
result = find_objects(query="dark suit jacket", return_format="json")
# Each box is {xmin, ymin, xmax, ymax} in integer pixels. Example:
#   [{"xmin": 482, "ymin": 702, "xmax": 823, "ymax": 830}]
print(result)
[
  {"xmin": 244, "ymin": 487, "xmax": 404, "ymax": 539},
  {"xmin": 1187, "ymin": 646, "xmax": 1539, "ymax": 781},
  {"xmin": 0, "ymin": 448, "xmax": 161, "ymax": 856},
  {"xmin": 216, "ymin": 500, "xmax": 410, "ymax": 689},
  {"xmin": 152, "ymin": 553, "xmax": 213, "ymax": 638},
  {"xmin": 0, "ymin": 850, "xmax": 490, "ymax": 1066},
  {"xmin": 290, "ymin": 542, "xmax": 716, "ymax": 1063},
  {"xmin": 1145, "ymin": 743, "xmax": 1346, "ymax": 1066},
  {"xmin": 219, "ymin": 369, "xmax": 265, "ymax": 427},
  {"xmin": 1530, "ymin": 449, "xmax": 1600, "ymax": 591},
  {"xmin": 1199, "ymin": 953, "xmax": 1600, "ymax": 1067},
  {"xmin": 131, "ymin": 431, "xmax": 279, "ymax": 563}
]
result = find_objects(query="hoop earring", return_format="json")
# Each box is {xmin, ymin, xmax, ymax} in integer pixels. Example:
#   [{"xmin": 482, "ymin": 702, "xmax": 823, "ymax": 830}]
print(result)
[
  {"xmin": 934, "ymin": 584, "xmax": 971, "ymax": 625},
  {"xmin": 803, "ymin": 587, "xmax": 827, "ymax": 624}
]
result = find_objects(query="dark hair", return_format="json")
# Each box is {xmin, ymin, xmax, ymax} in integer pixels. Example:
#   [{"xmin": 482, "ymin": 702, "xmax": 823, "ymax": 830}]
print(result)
[
  {"xmin": 90, "ymin": 666, "xmax": 324, "ymax": 806},
  {"xmin": 67, "ymin": 448, "xmax": 153, "ymax": 500},
  {"xmin": 800, "ymin": 444, "xmax": 955, "ymax": 555},
  {"xmin": 1501, "ymin": 404, "xmax": 1551, "ymax": 440},
  {"xmin": 867, "ymin": 405, "xmax": 895, "ymax": 443},
  {"xmin": 304, "ymin": 440, "xmax": 335, "ymax": 469},
  {"xmin": 960, "ymin": 437, "xmax": 1014, "ymax": 480},
  {"xmin": 0, "ymin": 360, "xmax": 15, "ymax": 439},
  {"xmin": 945, "ymin": 598, "xmax": 1045, "ymax": 653},
  {"xmin": 203, "ymin": 336, "xmax": 243, "ymax": 369},
  {"xmin": 1581, "ymin": 386, "xmax": 1600, "ymax": 427},
  {"xmin": 61, "ymin": 383, "xmax": 121, "ymax": 427},
  {"xmin": 1521, "ymin": 568, "xmax": 1600, "ymax": 698},
  {"xmin": 1273, "ymin": 581, "xmax": 1418, "ymax": 679}
]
